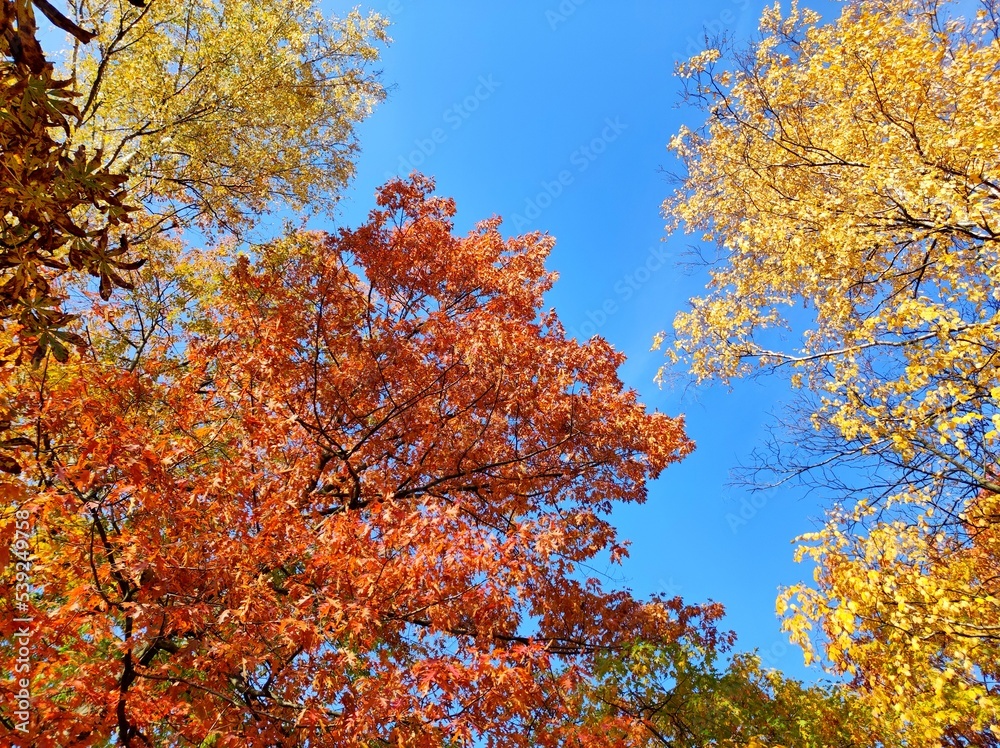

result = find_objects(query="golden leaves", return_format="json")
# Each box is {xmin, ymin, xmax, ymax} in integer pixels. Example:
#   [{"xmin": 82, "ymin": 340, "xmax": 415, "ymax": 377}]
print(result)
[
  {"xmin": 779, "ymin": 495, "xmax": 1000, "ymax": 745},
  {"xmin": 67, "ymin": 0, "xmax": 388, "ymax": 234},
  {"xmin": 666, "ymin": 0, "xmax": 1000, "ymax": 743}
]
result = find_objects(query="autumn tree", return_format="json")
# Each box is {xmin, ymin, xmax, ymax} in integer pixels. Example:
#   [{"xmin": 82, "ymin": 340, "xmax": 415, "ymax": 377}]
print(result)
[
  {"xmin": 780, "ymin": 491, "xmax": 1000, "ymax": 747},
  {"xmin": 1, "ymin": 0, "xmax": 139, "ymax": 364},
  {"xmin": 663, "ymin": 0, "xmax": 1000, "ymax": 743},
  {"xmin": 580, "ymin": 640, "xmax": 899, "ymax": 747},
  {"xmin": 3, "ymin": 0, "xmax": 385, "ymax": 362},
  {"xmin": 63, "ymin": 0, "xmax": 388, "ymax": 235},
  {"xmin": 0, "ymin": 177, "xmax": 738, "ymax": 747}
]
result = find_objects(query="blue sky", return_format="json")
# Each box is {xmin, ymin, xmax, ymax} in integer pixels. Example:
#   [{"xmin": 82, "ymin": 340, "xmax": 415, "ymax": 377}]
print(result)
[
  {"xmin": 324, "ymin": 0, "xmax": 842, "ymax": 682},
  {"xmin": 31, "ymin": 0, "xmax": 980, "ymax": 700},
  {"xmin": 31, "ymin": 0, "xmax": 857, "ymax": 683}
]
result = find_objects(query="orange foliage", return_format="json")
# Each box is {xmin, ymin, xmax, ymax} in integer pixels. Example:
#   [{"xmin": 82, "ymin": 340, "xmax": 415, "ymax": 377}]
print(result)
[{"xmin": 0, "ymin": 178, "xmax": 718, "ymax": 746}]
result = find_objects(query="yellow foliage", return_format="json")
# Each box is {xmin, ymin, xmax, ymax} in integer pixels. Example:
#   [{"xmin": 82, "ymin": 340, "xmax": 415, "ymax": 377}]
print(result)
[
  {"xmin": 780, "ymin": 492, "xmax": 1000, "ymax": 745},
  {"xmin": 665, "ymin": 0, "xmax": 1000, "ymax": 483},
  {"xmin": 65, "ymin": 0, "xmax": 387, "ymax": 234},
  {"xmin": 665, "ymin": 0, "xmax": 1000, "ymax": 743}
]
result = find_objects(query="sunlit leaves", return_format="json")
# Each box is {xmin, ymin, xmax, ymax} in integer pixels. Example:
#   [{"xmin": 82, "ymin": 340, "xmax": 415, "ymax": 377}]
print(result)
[
  {"xmin": 663, "ymin": 0, "xmax": 1000, "ymax": 742},
  {"xmin": 781, "ymin": 493, "xmax": 1000, "ymax": 744},
  {"xmin": 67, "ymin": 0, "xmax": 388, "ymax": 234},
  {"xmin": 0, "ymin": 178, "xmax": 712, "ymax": 746},
  {"xmin": 587, "ymin": 644, "xmax": 897, "ymax": 748},
  {"xmin": 0, "ymin": 9, "xmax": 138, "ymax": 364}
]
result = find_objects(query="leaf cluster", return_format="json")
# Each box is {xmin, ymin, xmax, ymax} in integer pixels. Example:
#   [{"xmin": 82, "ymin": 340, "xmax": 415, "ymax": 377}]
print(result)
[
  {"xmin": 664, "ymin": 0, "xmax": 1000, "ymax": 742},
  {"xmin": 0, "ymin": 0, "xmax": 139, "ymax": 365}
]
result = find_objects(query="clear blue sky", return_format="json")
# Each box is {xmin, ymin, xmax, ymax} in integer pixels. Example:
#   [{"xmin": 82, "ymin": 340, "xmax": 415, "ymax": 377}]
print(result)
[{"xmin": 325, "ymin": 0, "xmax": 844, "ymax": 683}]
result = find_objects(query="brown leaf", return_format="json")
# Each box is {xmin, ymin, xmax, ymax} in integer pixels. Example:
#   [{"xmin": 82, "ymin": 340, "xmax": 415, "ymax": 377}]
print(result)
[
  {"xmin": 0, "ymin": 437, "xmax": 34, "ymax": 448},
  {"xmin": 0, "ymin": 454, "xmax": 21, "ymax": 474}
]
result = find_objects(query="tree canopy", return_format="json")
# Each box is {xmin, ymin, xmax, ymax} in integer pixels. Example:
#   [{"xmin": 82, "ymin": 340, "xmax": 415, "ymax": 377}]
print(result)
[
  {"xmin": 664, "ymin": 0, "xmax": 1000, "ymax": 742},
  {"xmin": 64, "ymin": 0, "xmax": 387, "ymax": 235},
  {"xmin": 4, "ymin": 0, "xmax": 999, "ymax": 743},
  {"xmin": 0, "ymin": 175, "xmax": 704, "ymax": 745}
]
